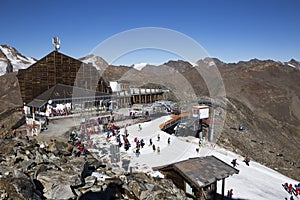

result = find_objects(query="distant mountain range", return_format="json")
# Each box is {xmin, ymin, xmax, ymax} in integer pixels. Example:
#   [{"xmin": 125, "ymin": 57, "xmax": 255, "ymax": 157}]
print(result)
[{"xmin": 0, "ymin": 44, "xmax": 299, "ymax": 77}]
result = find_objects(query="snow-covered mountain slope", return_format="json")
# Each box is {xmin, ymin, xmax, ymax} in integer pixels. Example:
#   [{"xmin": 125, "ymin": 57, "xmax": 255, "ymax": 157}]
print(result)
[
  {"xmin": 79, "ymin": 54, "xmax": 109, "ymax": 71},
  {"xmin": 0, "ymin": 45, "xmax": 36, "ymax": 76},
  {"xmin": 90, "ymin": 113, "xmax": 299, "ymax": 200}
]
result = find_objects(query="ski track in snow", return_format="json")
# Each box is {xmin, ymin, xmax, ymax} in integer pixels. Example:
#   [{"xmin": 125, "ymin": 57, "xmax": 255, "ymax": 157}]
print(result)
[{"xmin": 90, "ymin": 115, "xmax": 299, "ymax": 200}]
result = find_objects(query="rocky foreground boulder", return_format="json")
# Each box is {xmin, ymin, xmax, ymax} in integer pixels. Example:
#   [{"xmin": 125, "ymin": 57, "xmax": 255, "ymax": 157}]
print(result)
[{"xmin": 0, "ymin": 135, "xmax": 190, "ymax": 200}]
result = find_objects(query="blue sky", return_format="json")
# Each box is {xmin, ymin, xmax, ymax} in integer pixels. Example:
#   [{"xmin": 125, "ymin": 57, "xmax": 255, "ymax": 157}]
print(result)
[{"xmin": 1, "ymin": 0, "xmax": 299, "ymax": 65}]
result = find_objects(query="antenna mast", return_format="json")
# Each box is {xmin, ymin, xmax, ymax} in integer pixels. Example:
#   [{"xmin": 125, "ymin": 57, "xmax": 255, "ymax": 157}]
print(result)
[{"xmin": 52, "ymin": 36, "xmax": 60, "ymax": 51}]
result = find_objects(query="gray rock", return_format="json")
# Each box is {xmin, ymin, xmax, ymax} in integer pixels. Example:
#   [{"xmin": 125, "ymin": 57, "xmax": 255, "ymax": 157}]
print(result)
[
  {"xmin": 45, "ymin": 184, "xmax": 74, "ymax": 200},
  {"xmin": 145, "ymin": 183, "xmax": 154, "ymax": 191},
  {"xmin": 37, "ymin": 169, "xmax": 80, "ymax": 199},
  {"xmin": 140, "ymin": 190, "xmax": 154, "ymax": 200},
  {"xmin": 0, "ymin": 177, "xmax": 43, "ymax": 200},
  {"xmin": 82, "ymin": 176, "xmax": 96, "ymax": 189}
]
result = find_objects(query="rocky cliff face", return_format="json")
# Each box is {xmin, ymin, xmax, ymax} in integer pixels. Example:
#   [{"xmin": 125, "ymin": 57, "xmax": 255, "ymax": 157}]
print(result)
[{"xmin": 0, "ymin": 135, "xmax": 189, "ymax": 200}]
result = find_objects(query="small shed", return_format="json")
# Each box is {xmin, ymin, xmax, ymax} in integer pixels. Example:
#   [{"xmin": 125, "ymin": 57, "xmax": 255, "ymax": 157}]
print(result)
[{"xmin": 153, "ymin": 156, "xmax": 239, "ymax": 200}]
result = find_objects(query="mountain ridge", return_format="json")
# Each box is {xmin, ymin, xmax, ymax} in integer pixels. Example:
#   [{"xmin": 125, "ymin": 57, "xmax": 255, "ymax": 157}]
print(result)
[{"xmin": 1, "ymin": 44, "xmax": 299, "ymax": 77}]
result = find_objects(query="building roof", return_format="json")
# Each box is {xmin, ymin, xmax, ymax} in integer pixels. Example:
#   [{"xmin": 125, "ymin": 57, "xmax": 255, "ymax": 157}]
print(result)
[
  {"xmin": 153, "ymin": 155, "xmax": 239, "ymax": 188},
  {"xmin": 27, "ymin": 99, "xmax": 47, "ymax": 108},
  {"xmin": 34, "ymin": 83, "xmax": 108, "ymax": 101}
]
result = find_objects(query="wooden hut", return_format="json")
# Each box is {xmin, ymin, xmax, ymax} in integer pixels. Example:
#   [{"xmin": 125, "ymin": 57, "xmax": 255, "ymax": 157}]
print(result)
[{"xmin": 153, "ymin": 156, "xmax": 239, "ymax": 200}]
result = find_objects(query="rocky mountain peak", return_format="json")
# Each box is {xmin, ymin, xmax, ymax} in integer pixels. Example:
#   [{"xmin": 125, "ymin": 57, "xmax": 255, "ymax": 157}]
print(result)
[
  {"xmin": 0, "ymin": 45, "xmax": 36, "ymax": 76},
  {"xmin": 163, "ymin": 60, "xmax": 193, "ymax": 73},
  {"xmin": 79, "ymin": 54, "xmax": 109, "ymax": 71},
  {"xmin": 196, "ymin": 57, "xmax": 225, "ymax": 67}
]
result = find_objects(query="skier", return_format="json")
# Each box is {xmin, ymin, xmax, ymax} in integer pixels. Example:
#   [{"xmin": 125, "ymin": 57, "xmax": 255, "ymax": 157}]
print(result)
[
  {"xmin": 157, "ymin": 133, "xmax": 160, "ymax": 141},
  {"xmin": 157, "ymin": 146, "xmax": 160, "ymax": 154},
  {"xmin": 196, "ymin": 148, "xmax": 199, "ymax": 153},
  {"xmin": 167, "ymin": 137, "xmax": 170, "ymax": 145},
  {"xmin": 149, "ymin": 138, "xmax": 153, "ymax": 146},
  {"xmin": 138, "ymin": 124, "xmax": 142, "ymax": 131}
]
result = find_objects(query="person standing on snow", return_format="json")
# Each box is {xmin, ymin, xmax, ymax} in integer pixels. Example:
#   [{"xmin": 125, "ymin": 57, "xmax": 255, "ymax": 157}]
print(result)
[
  {"xmin": 288, "ymin": 184, "xmax": 293, "ymax": 194},
  {"xmin": 140, "ymin": 139, "xmax": 145, "ymax": 148},
  {"xmin": 227, "ymin": 189, "xmax": 233, "ymax": 199},
  {"xmin": 152, "ymin": 144, "xmax": 156, "ymax": 152},
  {"xmin": 157, "ymin": 133, "xmax": 160, "ymax": 141},
  {"xmin": 231, "ymin": 159, "xmax": 238, "ymax": 167},
  {"xmin": 290, "ymin": 195, "xmax": 294, "ymax": 200},
  {"xmin": 167, "ymin": 137, "xmax": 170, "ymax": 145},
  {"xmin": 135, "ymin": 148, "xmax": 140, "ymax": 157},
  {"xmin": 296, "ymin": 187, "xmax": 299, "ymax": 197},
  {"xmin": 243, "ymin": 156, "xmax": 250, "ymax": 166}
]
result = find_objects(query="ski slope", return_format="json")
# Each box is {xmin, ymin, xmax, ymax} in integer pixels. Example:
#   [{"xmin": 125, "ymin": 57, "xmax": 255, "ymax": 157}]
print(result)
[{"xmin": 91, "ymin": 116, "xmax": 299, "ymax": 200}]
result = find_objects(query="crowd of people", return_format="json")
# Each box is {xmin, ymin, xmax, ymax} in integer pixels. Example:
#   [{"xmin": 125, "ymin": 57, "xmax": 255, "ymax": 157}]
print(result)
[
  {"xmin": 282, "ymin": 182, "xmax": 300, "ymax": 199},
  {"xmin": 111, "ymin": 124, "xmax": 171, "ymax": 157}
]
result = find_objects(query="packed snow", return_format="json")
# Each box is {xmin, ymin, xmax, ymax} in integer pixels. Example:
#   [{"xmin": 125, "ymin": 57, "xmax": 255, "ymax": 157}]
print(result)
[{"xmin": 89, "ymin": 114, "xmax": 299, "ymax": 200}]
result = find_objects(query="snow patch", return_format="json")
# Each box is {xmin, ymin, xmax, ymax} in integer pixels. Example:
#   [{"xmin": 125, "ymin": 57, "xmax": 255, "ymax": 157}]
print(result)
[
  {"xmin": 80, "ymin": 55, "xmax": 107, "ymax": 71},
  {"xmin": 189, "ymin": 62, "xmax": 198, "ymax": 67},
  {"xmin": 204, "ymin": 60, "xmax": 215, "ymax": 67},
  {"xmin": 287, "ymin": 63, "xmax": 296, "ymax": 68},
  {"xmin": 132, "ymin": 62, "xmax": 148, "ymax": 71}
]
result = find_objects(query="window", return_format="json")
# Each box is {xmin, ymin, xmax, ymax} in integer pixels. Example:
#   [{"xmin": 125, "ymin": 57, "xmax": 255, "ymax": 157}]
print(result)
[{"xmin": 185, "ymin": 182, "xmax": 194, "ymax": 195}]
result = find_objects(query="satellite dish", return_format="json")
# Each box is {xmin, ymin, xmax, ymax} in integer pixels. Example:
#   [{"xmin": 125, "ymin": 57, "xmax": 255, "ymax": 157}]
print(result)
[{"xmin": 52, "ymin": 36, "xmax": 60, "ymax": 51}]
